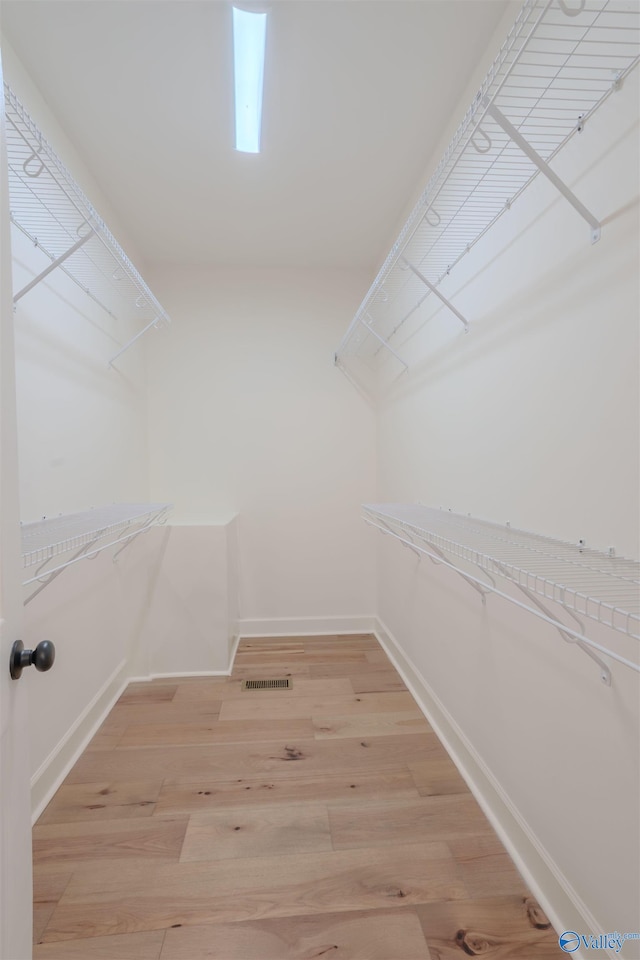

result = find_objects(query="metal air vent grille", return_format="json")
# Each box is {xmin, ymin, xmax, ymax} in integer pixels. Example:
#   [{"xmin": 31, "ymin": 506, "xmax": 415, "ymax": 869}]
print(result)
[{"xmin": 241, "ymin": 678, "xmax": 292, "ymax": 690}]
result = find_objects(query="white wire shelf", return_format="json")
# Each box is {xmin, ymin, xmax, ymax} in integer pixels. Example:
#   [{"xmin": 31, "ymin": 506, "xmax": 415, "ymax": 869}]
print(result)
[
  {"xmin": 336, "ymin": 0, "xmax": 640, "ymax": 378},
  {"xmin": 21, "ymin": 502, "xmax": 171, "ymax": 589},
  {"xmin": 3, "ymin": 83, "xmax": 171, "ymax": 364},
  {"xmin": 364, "ymin": 503, "xmax": 640, "ymax": 681}
]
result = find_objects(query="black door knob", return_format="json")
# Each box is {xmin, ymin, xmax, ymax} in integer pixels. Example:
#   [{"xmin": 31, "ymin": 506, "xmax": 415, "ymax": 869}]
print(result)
[{"xmin": 10, "ymin": 639, "xmax": 56, "ymax": 680}]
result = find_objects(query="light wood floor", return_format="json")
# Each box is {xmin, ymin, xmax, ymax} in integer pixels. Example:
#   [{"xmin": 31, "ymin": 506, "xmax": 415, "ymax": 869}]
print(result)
[{"xmin": 33, "ymin": 635, "xmax": 562, "ymax": 958}]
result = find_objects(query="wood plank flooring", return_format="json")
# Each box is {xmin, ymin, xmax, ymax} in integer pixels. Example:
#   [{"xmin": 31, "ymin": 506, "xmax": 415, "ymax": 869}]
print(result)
[{"xmin": 33, "ymin": 634, "xmax": 562, "ymax": 958}]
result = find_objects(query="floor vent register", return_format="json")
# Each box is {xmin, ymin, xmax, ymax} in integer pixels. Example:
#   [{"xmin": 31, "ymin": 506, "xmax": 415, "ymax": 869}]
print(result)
[{"xmin": 241, "ymin": 678, "xmax": 292, "ymax": 691}]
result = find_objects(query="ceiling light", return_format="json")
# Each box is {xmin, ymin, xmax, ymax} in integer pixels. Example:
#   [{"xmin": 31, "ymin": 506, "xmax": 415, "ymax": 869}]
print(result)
[{"xmin": 233, "ymin": 6, "xmax": 267, "ymax": 154}]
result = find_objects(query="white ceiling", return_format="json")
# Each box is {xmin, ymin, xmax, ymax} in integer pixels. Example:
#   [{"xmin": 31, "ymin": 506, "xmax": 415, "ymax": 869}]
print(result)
[{"xmin": 0, "ymin": 0, "xmax": 510, "ymax": 270}]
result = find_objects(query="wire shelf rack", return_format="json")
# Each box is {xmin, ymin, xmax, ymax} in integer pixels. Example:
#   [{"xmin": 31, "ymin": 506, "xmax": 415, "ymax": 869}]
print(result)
[
  {"xmin": 3, "ymin": 83, "xmax": 171, "ymax": 363},
  {"xmin": 364, "ymin": 503, "xmax": 640, "ymax": 680},
  {"xmin": 336, "ymin": 0, "xmax": 640, "ymax": 379},
  {"xmin": 21, "ymin": 502, "xmax": 171, "ymax": 588}
]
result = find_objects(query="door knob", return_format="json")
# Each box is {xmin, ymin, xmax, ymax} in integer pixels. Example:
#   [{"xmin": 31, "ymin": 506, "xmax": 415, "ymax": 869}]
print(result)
[{"xmin": 10, "ymin": 639, "xmax": 55, "ymax": 680}]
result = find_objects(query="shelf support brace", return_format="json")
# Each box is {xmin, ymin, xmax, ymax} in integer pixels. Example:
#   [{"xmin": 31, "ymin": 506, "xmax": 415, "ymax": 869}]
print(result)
[
  {"xmin": 108, "ymin": 318, "xmax": 161, "ymax": 367},
  {"xmin": 517, "ymin": 583, "xmax": 610, "ymax": 685},
  {"xmin": 356, "ymin": 317, "xmax": 408, "ymax": 369},
  {"xmin": 368, "ymin": 514, "xmax": 488, "ymax": 600},
  {"xmin": 23, "ymin": 537, "xmax": 101, "ymax": 606},
  {"xmin": 424, "ymin": 540, "xmax": 488, "ymax": 602},
  {"xmin": 490, "ymin": 560, "xmax": 611, "ymax": 685},
  {"xmin": 111, "ymin": 508, "xmax": 169, "ymax": 561},
  {"xmin": 23, "ymin": 510, "xmax": 171, "ymax": 604},
  {"xmin": 400, "ymin": 257, "xmax": 469, "ymax": 330},
  {"xmin": 485, "ymin": 104, "xmax": 601, "ymax": 244},
  {"xmin": 13, "ymin": 230, "xmax": 96, "ymax": 303},
  {"xmin": 369, "ymin": 516, "xmax": 422, "ymax": 559}
]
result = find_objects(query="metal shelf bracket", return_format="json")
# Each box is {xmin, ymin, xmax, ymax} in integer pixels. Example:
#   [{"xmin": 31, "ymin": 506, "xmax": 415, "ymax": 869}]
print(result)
[
  {"xmin": 400, "ymin": 257, "xmax": 469, "ymax": 330},
  {"xmin": 108, "ymin": 317, "xmax": 163, "ymax": 367},
  {"xmin": 366, "ymin": 515, "xmax": 422, "ymax": 559},
  {"xmin": 427, "ymin": 539, "xmax": 488, "ymax": 602},
  {"xmin": 514, "ymin": 580, "xmax": 611, "ymax": 685},
  {"xmin": 488, "ymin": 557, "xmax": 611, "ymax": 685},
  {"xmin": 24, "ymin": 538, "xmax": 100, "ymax": 606},
  {"xmin": 485, "ymin": 104, "xmax": 602, "ymax": 244},
  {"xmin": 13, "ymin": 229, "xmax": 96, "ymax": 303},
  {"xmin": 111, "ymin": 508, "xmax": 168, "ymax": 561},
  {"xmin": 357, "ymin": 316, "xmax": 409, "ymax": 369}
]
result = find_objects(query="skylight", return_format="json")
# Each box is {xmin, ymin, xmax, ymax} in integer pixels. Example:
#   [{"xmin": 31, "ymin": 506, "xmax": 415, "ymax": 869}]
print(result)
[{"xmin": 233, "ymin": 6, "xmax": 267, "ymax": 154}]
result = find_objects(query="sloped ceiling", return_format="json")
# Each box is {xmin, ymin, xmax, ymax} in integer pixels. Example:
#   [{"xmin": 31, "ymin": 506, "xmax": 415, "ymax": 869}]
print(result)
[{"xmin": 0, "ymin": 0, "xmax": 510, "ymax": 269}]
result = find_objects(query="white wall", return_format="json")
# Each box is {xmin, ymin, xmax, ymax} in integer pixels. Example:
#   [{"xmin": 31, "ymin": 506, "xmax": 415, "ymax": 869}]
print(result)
[
  {"xmin": 3, "ymin": 38, "xmax": 150, "ymax": 521},
  {"xmin": 12, "ymin": 224, "xmax": 150, "ymax": 521},
  {"xmin": 128, "ymin": 518, "xmax": 240, "ymax": 678},
  {"xmin": 2, "ymin": 41, "xmax": 240, "ymax": 819},
  {"xmin": 146, "ymin": 266, "xmax": 377, "ymax": 632},
  {"xmin": 375, "ymin": 58, "xmax": 639, "ymax": 948},
  {"xmin": 1, "ymin": 37, "xmax": 155, "ymax": 805},
  {"xmin": 24, "ymin": 539, "xmax": 152, "ymax": 817}
]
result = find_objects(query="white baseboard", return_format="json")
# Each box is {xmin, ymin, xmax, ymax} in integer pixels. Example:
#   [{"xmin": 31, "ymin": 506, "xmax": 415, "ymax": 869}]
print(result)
[
  {"xmin": 238, "ymin": 615, "xmax": 376, "ymax": 637},
  {"xmin": 31, "ymin": 634, "xmax": 245, "ymax": 822},
  {"xmin": 228, "ymin": 632, "xmax": 241, "ymax": 669},
  {"xmin": 30, "ymin": 658, "xmax": 130, "ymax": 824},
  {"xmin": 128, "ymin": 670, "xmax": 232, "ymax": 681},
  {"xmin": 130, "ymin": 634, "xmax": 243, "ymax": 682},
  {"xmin": 374, "ymin": 616, "xmax": 608, "ymax": 960}
]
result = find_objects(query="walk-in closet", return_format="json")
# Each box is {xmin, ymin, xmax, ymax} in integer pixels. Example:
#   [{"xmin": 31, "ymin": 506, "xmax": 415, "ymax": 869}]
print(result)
[{"xmin": 0, "ymin": 1, "xmax": 638, "ymax": 957}]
